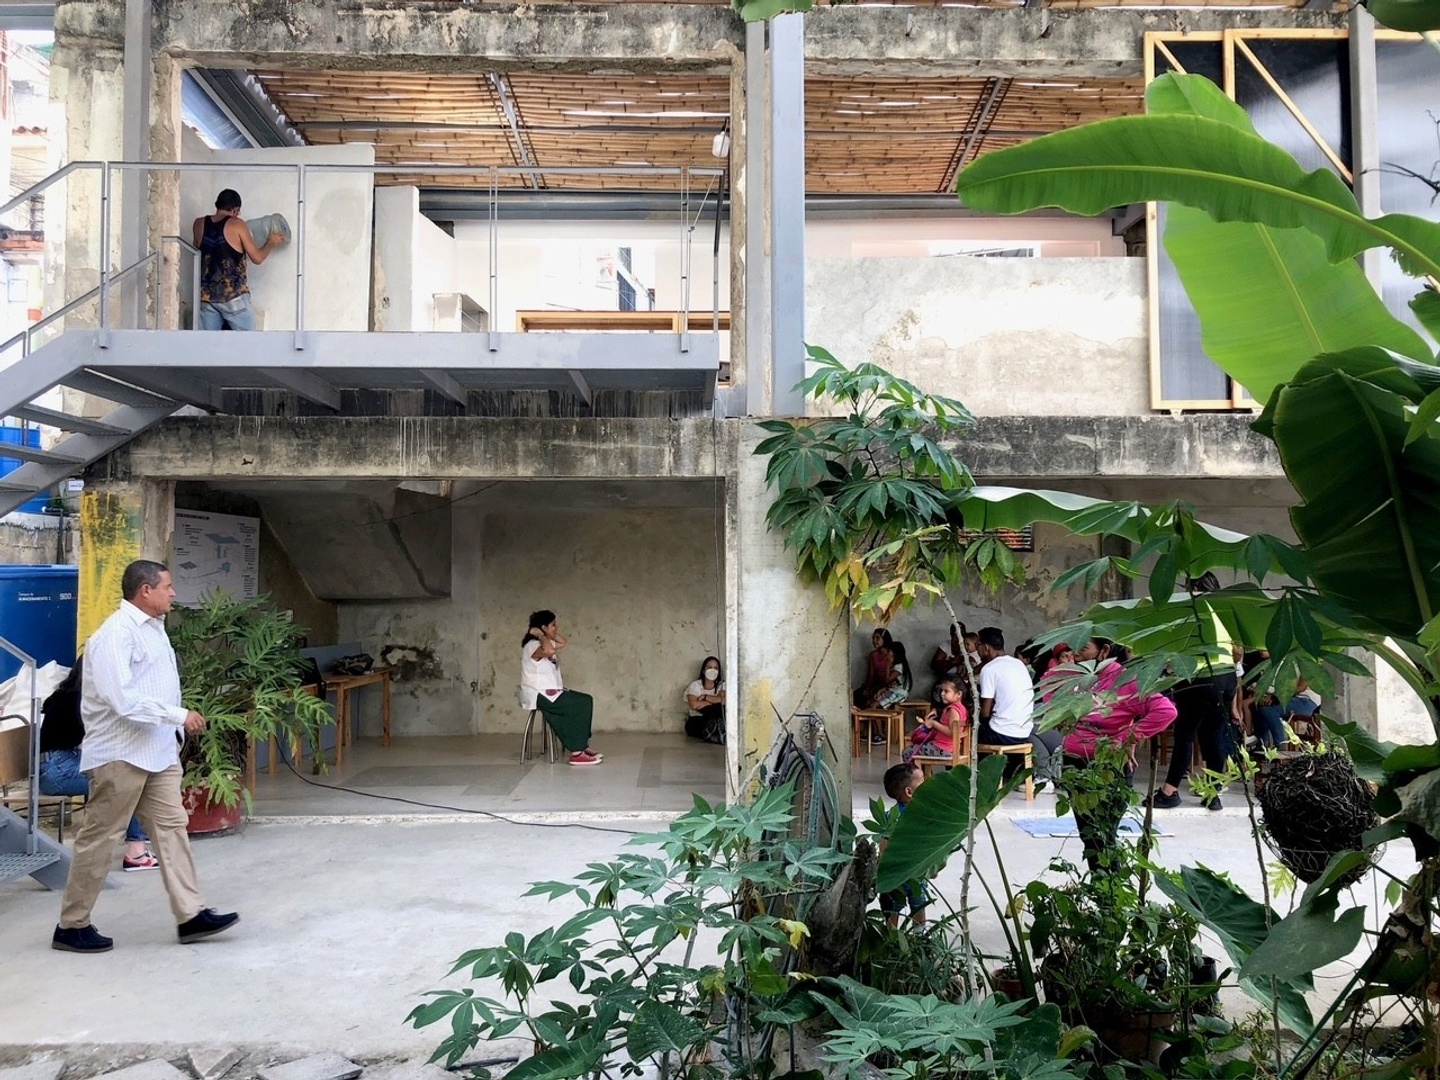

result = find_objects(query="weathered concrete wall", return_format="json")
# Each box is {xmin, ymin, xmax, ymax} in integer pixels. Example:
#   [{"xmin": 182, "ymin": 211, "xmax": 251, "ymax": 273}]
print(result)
[
  {"xmin": 151, "ymin": 0, "xmax": 740, "ymax": 72},
  {"xmin": 179, "ymin": 142, "xmax": 375, "ymax": 331},
  {"xmin": 799, "ymin": 7, "xmax": 1343, "ymax": 77},
  {"xmin": 334, "ymin": 498, "xmax": 726, "ymax": 737},
  {"xmin": 0, "ymin": 516, "xmax": 66, "ymax": 566},
  {"xmin": 808, "ymin": 257, "xmax": 1148, "ymax": 418},
  {"xmin": 138, "ymin": 0, "xmax": 1341, "ymax": 77},
  {"xmin": 120, "ymin": 417, "xmax": 724, "ymax": 481}
]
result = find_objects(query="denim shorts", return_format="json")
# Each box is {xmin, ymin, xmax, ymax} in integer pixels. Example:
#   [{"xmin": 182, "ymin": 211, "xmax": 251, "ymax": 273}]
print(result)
[{"xmin": 199, "ymin": 292, "xmax": 255, "ymax": 331}]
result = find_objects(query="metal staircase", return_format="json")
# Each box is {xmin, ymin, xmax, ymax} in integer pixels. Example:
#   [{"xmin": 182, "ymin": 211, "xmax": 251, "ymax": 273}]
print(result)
[
  {"xmin": 0, "ymin": 637, "xmax": 70, "ymax": 890},
  {"xmin": 0, "ymin": 309, "xmax": 189, "ymax": 517},
  {"xmin": 0, "ymin": 160, "xmax": 194, "ymax": 516}
]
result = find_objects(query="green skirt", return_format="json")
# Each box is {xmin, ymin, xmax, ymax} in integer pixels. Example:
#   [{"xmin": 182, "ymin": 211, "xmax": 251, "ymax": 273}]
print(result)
[{"xmin": 537, "ymin": 690, "xmax": 594, "ymax": 752}]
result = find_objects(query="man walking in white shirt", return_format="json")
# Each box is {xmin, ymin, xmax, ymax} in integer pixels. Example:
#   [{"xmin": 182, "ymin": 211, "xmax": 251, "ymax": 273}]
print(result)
[{"xmin": 52, "ymin": 559, "xmax": 239, "ymax": 953}]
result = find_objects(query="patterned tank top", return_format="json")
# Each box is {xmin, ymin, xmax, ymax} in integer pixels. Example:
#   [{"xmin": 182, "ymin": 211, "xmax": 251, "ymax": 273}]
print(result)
[{"xmin": 199, "ymin": 215, "xmax": 248, "ymax": 303}]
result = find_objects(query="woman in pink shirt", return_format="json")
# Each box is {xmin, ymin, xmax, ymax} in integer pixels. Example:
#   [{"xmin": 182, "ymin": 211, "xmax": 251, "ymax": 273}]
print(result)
[{"xmin": 1059, "ymin": 638, "xmax": 1177, "ymax": 870}]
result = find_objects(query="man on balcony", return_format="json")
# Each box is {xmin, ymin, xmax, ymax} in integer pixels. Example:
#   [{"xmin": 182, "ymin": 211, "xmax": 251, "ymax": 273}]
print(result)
[{"xmin": 192, "ymin": 189, "xmax": 287, "ymax": 331}]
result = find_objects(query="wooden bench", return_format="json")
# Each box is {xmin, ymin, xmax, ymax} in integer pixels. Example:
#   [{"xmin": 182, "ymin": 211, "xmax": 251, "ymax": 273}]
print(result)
[
  {"xmin": 975, "ymin": 742, "xmax": 1035, "ymax": 801},
  {"xmin": 516, "ymin": 310, "xmax": 731, "ymax": 333}
]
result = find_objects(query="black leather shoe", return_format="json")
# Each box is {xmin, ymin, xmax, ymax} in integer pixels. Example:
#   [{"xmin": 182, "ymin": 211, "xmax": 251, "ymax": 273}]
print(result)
[
  {"xmin": 52, "ymin": 924, "xmax": 114, "ymax": 953},
  {"xmin": 177, "ymin": 908, "xmax": 240, "ymax": 943}
]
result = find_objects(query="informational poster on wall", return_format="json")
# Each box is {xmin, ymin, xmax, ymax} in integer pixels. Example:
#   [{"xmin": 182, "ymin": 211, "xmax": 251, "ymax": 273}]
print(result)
[{"xmin": 171, "ymin": 509, "xmax": 260, "ymax": 606}]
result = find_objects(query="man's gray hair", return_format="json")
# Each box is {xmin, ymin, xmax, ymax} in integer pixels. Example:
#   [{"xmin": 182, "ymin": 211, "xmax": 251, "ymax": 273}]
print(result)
[{"xmin": 121, "ymin": 559, "xmax": 168, "ymax": 600}]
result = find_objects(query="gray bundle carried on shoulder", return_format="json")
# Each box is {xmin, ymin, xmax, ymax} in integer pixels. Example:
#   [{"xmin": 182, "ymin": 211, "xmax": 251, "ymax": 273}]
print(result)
[{"xmin": 248, "ymin": 211, "xmax": 292, "ymax": 244}]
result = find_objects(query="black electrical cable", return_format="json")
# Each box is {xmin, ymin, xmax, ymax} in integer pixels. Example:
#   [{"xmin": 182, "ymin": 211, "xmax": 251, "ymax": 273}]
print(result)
[{"xmin": 270, "ymin": 747, "xmax": 643, "ymax": 836}]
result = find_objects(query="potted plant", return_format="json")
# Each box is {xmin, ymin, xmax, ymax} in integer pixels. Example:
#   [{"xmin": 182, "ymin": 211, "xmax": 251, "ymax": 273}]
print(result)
[
  {"xmin": 169, "ymin": 591, "xmax": 332, "ymax": 834},
  {"xmin": 1026, "ymin": 842, "xmax": 1204, "ymax": 1064}
]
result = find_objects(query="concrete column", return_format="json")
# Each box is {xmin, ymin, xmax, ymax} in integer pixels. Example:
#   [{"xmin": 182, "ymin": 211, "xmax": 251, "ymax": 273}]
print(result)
[
  {"xmin": 1348, "ymin": 7, "xmax": 1383, "ymax": 286},
  {"xmin": 741, "ymin": 20, "xmax": 768, "ymax": 418},
  {"xmin": 768, "ymin": 15, "xmax": 806, "ymax": 417},
  {"xmin": 120, "ymin": 0, "xmax": 152, "ymax": 328},
  {"xmin": 75, "ymin": 482, "xmax": 142, "ymax": 644},
  {"xmin": 730, "ymin": 422, "xmax": 850, "ymax": 808},
  {"xmin": 725, "ymin": 40, "xmax": 752, "ymax": 418},
  {"xmin": 49, "ymin": 3, "xmax": 125, "ymax": 333},
  {"xmin": 74, "ymin": 476, "xmax": 174, "ymax": 646},
  {"xmin": 151, "ymin": 55, "xmax": 186, "ymax": 329}
]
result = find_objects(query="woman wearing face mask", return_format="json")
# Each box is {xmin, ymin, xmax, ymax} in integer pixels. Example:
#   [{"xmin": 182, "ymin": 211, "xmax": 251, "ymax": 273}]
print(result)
[{"xmin": 685, "ymin": 656, "xmax": 726, "ymax": 744}]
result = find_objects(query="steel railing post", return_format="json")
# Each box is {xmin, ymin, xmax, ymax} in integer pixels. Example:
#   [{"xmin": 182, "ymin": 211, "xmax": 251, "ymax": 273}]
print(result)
[
  {"xmin": 294, "ymin": 163, "xmax": 306, "ymax": 349},
  {"xmin": 488, "ymin": 166, "xmax": 498, "ymax": 353},
  {"xmin": 680, "ymin": 167, "xmax": 691, "ymax": 355},
  {"xmin": 98, "ymin": 164, "xmax": 112, "ymax": 347}
]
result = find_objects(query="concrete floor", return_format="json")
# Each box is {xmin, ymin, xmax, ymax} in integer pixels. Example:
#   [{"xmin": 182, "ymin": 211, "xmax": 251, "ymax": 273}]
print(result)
[{"xmin": 0, "ymin": 734, "xmax": 1408, "ymax": 1060}]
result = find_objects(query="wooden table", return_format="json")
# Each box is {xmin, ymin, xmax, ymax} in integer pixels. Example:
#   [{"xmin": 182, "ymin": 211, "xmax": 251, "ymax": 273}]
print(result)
[
  {"xmin": 322, "ymin": 667, "xmax": 393, "ymax": 763},
  {"xmin": 516, "ymin": 310, "xmax": 731, "ymax": 333}
]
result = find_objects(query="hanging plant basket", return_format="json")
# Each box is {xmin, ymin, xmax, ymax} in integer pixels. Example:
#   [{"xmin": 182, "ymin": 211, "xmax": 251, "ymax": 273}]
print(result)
[{"xmin": 1258, "ymin": 750, "xmax": 1377, "ymax": 884}]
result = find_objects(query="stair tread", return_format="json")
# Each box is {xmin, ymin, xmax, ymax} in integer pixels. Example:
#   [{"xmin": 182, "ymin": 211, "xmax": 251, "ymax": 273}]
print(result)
[
  {"xmin": 10, "ymin": 404, "xmax": 129, "ymax": 437},
  {"xmin": 0, "ymin": 851, "xmax": 61, "ymax": 884}
]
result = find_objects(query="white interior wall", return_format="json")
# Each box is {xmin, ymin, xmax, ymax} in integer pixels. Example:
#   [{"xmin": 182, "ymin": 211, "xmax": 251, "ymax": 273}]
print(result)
[
  {"xmin": 451, "ymin": 219, "xmax": 726, "ymax": 331},
  {"xmin": 179, "ymin": 141, "xmax": 375, "ymax": 331},
  {"xmin": 338, "ymin": 499, "xmax": 727, "ymax": 738}
]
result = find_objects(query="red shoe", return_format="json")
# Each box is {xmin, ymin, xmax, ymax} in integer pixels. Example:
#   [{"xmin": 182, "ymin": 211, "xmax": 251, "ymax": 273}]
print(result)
[
  {"xmin": 569, "ymin": 750, "xmax": 602, "ymax": 767},
  {"xmin": 123, "ymin": 852, "xmax": 159, "ymax": 872},
  {"xmin": 585, "ymin": 748, "xmax": 604, "ymax": 761}
]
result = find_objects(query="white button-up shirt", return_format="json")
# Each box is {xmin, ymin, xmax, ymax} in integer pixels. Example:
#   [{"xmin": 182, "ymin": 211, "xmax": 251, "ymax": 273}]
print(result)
[{"xmin": 80, "ymin": 600, "xmax": 189, "ymax": 774}]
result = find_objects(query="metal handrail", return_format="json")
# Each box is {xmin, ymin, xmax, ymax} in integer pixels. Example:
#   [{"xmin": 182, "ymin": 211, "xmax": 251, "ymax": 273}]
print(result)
[
  {"xmin": 0, "ymin": 160, "xmax": 102, "ymax": 221},
  {"xmin": 0, "ymin": 636, "xmax": 40, "ymax": 856},
  {"xmin": 81, "ymin": 159, "xmax": 723, "ymax": 344},
  {"xmin": 0, "ymin": 235, "xmax": 200, "ymax": 365}
]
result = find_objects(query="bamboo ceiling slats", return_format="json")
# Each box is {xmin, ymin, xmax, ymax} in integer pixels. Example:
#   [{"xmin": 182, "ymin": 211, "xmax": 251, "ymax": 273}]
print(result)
[
  {"xmin": 387, "ymin": 0, "xmax": 1321, "ymax": 6},
  {"xmin": 251, "ymin": 69, "xmax": 1147, "ymax": 193}
]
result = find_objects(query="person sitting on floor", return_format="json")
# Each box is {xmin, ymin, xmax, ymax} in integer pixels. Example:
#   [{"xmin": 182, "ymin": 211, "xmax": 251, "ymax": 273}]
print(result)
[
  {"xmin": 38, "ymin": 656, "xmax": 157, "ymax": 872},
  {"xmin": 521, "ymin": 610, "xmax": 603, "ymax": 767},
  {"xmin": 684, "ymin": 656, "xmax": 726, "ymax": 745}
]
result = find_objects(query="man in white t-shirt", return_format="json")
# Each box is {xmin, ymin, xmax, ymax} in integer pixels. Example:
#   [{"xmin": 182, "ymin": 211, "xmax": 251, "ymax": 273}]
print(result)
[{"xmin": 976, "ymin": 627, "xmax": 1035, "ymax": 749}]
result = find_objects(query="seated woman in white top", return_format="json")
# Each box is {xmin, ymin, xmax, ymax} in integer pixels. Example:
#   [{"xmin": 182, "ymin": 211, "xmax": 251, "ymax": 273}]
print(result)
[
  {"xmin": 684, "ymin": 656, "xmax": 726, "ymax": 744},
  {"xmin": 521, "ymin": 609, "xmax": 602, "ymax": 767}
]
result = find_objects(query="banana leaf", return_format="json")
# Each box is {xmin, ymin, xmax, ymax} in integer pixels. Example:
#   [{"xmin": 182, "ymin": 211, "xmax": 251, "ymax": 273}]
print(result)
[
  {"xmin": 1164, "ymin": 206, "xmax": 1432, "ymax": 404},
  {"xmin": 956, "ymin": 73, "xmax": 1440, "ymax": 281},
  {"xmin": 952, "ymin": 486, "xmax": 1274, "ymax": 576},
  {"xmin": 1261, "ymin": 352, "xmax": 1440, "ymax": 638},
  {"xmin": 1365, "ymin": 0, "xmax": 1440, "ymax": 30}
]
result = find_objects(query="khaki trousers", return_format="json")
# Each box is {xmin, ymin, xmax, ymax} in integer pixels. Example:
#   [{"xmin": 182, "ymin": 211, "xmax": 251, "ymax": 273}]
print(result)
[{"xmin": 59, "ymin": 760, "xmax": 205, "ymax": 928}]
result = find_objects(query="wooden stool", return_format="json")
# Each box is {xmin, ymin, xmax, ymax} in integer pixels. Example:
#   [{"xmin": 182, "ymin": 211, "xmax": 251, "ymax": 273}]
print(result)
[
  {"xmin": 976, "ymin": 743, "xmax": 1035, "ymax": 801},
  {"xmin": 851, "ymin": 707, "xmax": 903, "ymax": 759}
]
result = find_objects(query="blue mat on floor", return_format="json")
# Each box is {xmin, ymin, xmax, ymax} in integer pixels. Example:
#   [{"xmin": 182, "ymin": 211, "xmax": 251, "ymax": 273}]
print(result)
[{"xmin": 1011, "ymin": 814, "xmax": 1171, "ymax": 838}]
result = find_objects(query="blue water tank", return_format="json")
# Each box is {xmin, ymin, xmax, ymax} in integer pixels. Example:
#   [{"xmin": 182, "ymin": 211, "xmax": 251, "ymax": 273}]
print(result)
[
  {"xmin": 0, "ymin": 564, "xmax": 78, "ymax": 684},
  {"xmin": 0, "ymin": 425, "xmax": 50, "ymax": 514}
]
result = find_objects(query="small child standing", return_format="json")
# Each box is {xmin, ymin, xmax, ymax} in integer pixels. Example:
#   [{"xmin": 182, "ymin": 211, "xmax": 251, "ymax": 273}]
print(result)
[{"xmin": 878, "ymin": 761, "xmax": 929, "ymax": 929}]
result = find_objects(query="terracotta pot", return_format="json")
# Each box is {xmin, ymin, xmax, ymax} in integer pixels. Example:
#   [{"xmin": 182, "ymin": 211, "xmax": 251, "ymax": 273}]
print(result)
[
  {"xmin": 1090, "ymin": 1010, "xmax": 1175, "ymax": 1064},
  {"xmin": 991, "ymin": 967, "xmax": 1024, "ymax": 998},
  {"xmin": 183, "ymin": 785, "xmax": 243, "ymax": 836}
]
